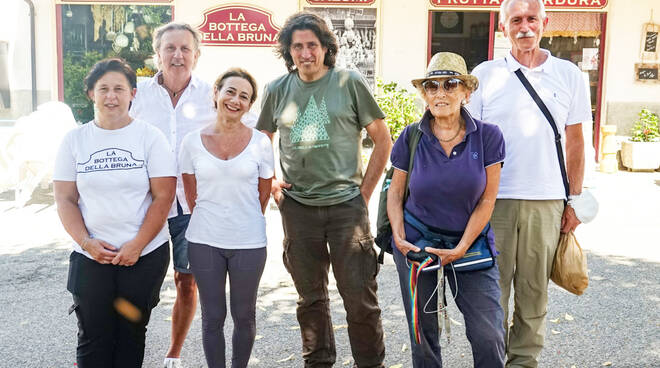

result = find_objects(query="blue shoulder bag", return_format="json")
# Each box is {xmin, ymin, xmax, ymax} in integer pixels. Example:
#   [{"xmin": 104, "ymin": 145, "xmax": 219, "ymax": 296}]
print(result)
[{"xmin": 404, "ymin": 210, "xmax": 495, "ymax": 272}]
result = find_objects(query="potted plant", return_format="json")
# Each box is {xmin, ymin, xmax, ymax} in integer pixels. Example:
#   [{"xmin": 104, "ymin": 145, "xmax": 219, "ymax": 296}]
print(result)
[{"xmin": 620, "ymin": 108, "xmax": 660, "ymax": 170}]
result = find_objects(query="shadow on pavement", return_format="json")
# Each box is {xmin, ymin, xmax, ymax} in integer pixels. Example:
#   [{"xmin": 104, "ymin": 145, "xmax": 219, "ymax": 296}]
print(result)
[{"xmin": 2, "ymin": 243, "xmax": 659, "ymax": 367}]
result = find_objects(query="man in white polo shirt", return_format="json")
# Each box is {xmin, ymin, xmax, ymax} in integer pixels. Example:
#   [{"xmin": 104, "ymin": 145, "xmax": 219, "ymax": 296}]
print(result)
[{"xmin": 466, "ymin": 0, "xmax": 590, "ymax": 367}]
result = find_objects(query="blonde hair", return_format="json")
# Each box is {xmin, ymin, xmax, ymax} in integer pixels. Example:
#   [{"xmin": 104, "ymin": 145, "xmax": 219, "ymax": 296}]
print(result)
[{"xmin": 152, "ymin": 22, "xmax": 201, "ymax": 53}]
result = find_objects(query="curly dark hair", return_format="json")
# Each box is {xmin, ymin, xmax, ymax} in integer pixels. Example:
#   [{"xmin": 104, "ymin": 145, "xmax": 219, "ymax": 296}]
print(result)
[{"xmin": 275, "ymin": 12, "xmax": 338, "ymax": 73}]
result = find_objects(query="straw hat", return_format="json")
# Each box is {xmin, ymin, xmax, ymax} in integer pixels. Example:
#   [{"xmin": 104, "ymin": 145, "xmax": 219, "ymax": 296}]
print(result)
[{"xmin": 411, "ymin": 52, "xmax": 479, "ymax": 91}]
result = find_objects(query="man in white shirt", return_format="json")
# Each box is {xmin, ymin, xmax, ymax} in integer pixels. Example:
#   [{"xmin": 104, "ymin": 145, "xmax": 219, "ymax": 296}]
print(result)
[
  {"xmin": 466, "ymin": 1, "xmax": 589, "ymax": 367},
  {"xmin": 130, "ymin": 22, "xmax": 215, "ymax": 368}
]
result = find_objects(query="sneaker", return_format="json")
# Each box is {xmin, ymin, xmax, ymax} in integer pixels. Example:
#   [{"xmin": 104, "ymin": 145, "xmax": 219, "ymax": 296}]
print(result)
[{"xmin": 163, "ymin": 357, "xmax": 182, "ymax": 368}]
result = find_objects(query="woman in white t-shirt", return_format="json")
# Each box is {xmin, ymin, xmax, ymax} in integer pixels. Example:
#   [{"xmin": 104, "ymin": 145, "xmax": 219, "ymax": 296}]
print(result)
[
  {"xmin": 179, "ymin": 68, "xmax": 274, "ymax": 368},
  {"xmin": 53, "ymin": 58, "xmax": 177, "ymax": 368}
]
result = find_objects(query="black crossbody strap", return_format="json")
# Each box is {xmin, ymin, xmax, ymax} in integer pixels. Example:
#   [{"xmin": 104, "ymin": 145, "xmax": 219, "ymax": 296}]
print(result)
[
  {"xmin": 514, "ymin": 69, "xmax": 570, "ymax": 199},
  {"xmin": 404, "ymin": 122, "xmax": 423, "ymax": 201}
]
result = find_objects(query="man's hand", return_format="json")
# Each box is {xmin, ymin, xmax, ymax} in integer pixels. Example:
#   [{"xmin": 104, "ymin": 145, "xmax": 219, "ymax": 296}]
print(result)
[
  {"xmin": 83, "ymin": 238, "xmax": 118, "ymax": 264},
  {"xmin": 561, "ymin": 205, "xmax": 581, "ymax": 233},
  {"xmin": 111, "ymin": 239, "xmax": 142, "ymax": 266},
  {"xmin": 271, "ymin": 179, "xmax": 292, "ymax": 205},
  {"xmin": 361, "ymin": 118, "xmax": 392, "ymax": 206}
]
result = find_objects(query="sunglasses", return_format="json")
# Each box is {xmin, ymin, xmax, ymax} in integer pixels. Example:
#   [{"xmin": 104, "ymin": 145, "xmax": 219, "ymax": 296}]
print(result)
[{"xmin": 421, "ymin": 78, "xmax": 464, "ymax": 94}]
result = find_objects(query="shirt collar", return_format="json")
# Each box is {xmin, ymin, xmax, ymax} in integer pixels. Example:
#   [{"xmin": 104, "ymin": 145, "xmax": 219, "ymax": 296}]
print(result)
[
  {"xmin": 151, "ymin": 71, "xmax": 201, "ymax": 90},
  {"xmin": 418, "ymin": 107, "xmax": 478, "ymax": 140},
  {"xmin": 189, "ymin": 74, "xmax": 202, "ymax": 89},
  {"xmin": 505, "ymin": 48, "xmax": 553, "ymax": 74}
]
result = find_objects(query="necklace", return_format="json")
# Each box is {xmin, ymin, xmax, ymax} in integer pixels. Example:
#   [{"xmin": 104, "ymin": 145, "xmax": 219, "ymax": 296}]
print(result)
[
  {"xmin": 433, "ymin": 117, "xmax": 464, "ymax": 142},
  {"xmin": 158, "ymin": 74, "xmax": 189, "ymax": 98}
]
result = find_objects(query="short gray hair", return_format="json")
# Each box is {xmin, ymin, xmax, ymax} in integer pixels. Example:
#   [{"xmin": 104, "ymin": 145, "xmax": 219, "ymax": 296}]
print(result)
[
  {"xmin": 152, "ymin": 22, "xmax": 201, "ymax": 53},
  {"xmin": 499, "ymin": 0, "xmax": 547, "ymax": 24}
]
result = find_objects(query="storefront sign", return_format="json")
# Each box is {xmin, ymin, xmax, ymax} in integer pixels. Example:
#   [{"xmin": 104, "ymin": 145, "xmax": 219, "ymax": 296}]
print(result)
[
  {"xmin": 430, "ymin": 0, "xmax": 608, "ymax": 10},
  {"xmin": 61, "ymin": 1, "xmax": 173, "ymax": 3},
  {"xmin": 634, "ymin": 63, "xmax": 659, "ymax": 83},
  {"xmin": 197, "ymin": 5, "xmax": 280, "ymax": 46},
  {"xmin": 306, "ymin": 0, "xmax": 376, "ymax": 5},
  {"xmin": 640, "ymin": 22, "xmax": 659, "ymax": 61}
]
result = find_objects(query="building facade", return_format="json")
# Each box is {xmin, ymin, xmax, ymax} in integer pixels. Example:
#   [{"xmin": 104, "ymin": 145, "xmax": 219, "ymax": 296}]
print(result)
[{"xmin": 2, "ymin": 0, "xmax": 659, "ymax": 157}]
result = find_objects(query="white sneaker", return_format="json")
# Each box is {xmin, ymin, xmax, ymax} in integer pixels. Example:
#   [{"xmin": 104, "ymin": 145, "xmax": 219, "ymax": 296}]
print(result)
[{"xmin": 163, "ymin": 357, "xmax": 182, "ymax": 368}]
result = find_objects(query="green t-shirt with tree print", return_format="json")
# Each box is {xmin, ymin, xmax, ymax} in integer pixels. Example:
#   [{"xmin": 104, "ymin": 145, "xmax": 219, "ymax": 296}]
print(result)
[{"xmin": 257, "ymin": 67, "xmax": 385, "ymax": 206}]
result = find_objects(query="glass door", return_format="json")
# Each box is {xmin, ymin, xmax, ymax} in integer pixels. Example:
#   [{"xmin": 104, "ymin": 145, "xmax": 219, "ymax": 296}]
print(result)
[
  {"xmin": 430, "ymin": 11, "xmax": 491, "ymax": 71},
  {"xmin": 58, "ymin": 4, "xmax": 172, "ymax": 122}
]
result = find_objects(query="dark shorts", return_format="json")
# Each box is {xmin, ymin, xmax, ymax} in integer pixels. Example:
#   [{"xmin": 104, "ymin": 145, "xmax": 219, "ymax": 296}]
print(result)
[{"xmin": 168, "ymin": 201, "xmax": 192, "ymax": 274}]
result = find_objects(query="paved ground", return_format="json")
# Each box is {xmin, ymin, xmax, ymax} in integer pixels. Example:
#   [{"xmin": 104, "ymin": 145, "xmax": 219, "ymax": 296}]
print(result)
[{"xmin": 1, "ymin": 169, "xmax": 659, "ymax": 368}]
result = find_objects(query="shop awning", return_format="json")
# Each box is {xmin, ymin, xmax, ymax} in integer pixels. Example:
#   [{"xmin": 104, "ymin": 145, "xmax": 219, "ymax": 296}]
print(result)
[{"xmin": 544, "ymin": 12, "xmax": 601, "ymax": 38}]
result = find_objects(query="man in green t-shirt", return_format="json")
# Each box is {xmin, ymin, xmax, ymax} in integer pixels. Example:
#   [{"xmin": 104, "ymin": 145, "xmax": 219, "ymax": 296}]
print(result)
[{"xmin": 257, "ymin": 12, "xmax": 391, "ymax": 368}]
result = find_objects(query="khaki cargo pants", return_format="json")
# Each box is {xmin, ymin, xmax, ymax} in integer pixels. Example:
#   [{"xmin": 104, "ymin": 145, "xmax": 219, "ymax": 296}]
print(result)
[{"xmin": 491, "ymin": 199, "xmax": 564, "ymax": 368}]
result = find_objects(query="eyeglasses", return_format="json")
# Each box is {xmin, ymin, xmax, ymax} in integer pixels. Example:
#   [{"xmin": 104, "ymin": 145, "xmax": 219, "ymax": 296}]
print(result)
[{"xmin": 421, "ymin": 78, "xmax": 463, "ymax": 95}]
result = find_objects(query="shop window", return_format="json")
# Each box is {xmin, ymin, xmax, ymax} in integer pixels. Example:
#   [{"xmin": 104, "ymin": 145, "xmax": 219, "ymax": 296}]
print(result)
[
  {"xmin": 540, "ymin": 12, "xmax": 602, "ymax": 117},
  {"xmin": 305, "ymin": 6, "xmax": 378, "ymax": 88},
  {"xmin": 61, "ymin": 4, "xmax": 172, "ymax": 122},
  {"xmin": 0, "ymin": 41, "xmax": 10, "ymax": 109},
  {"xmin": 493, "ymin": 12, "xmax": 602, "ymax": 118},
  {"xmin": 430, "ymin": 11, "xmax": 491, "ymax": 71}
]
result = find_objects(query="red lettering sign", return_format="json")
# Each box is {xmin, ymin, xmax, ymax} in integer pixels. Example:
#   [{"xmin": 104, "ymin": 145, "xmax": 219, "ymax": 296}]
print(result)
[
  {"xmin": 64, "ymin": 0, "xmax": 173, "ymax": 3},
  {"xmin": 197, "ymin": 5, "xmax": 280, "ymax": 47},
  {"xmin": 306, "ymin": 0, "xmax": 376, "ymax": 5},
  {"xmin": 430, "ymin": 0, "xmax": 608, "ymax": 10}
]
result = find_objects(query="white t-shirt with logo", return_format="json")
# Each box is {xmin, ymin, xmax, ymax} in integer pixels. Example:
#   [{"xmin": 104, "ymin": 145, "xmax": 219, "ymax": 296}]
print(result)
[
  {"xmin": 179, "ymin": 128, "xmax": 274, "ymax": 249},
  {"xmin": 53, "ymin": 119, "xmax": 177, "ymax": 259},
  {"xmin": 467, "ymin": 50, "xmax": 592, "ymax": 200}
]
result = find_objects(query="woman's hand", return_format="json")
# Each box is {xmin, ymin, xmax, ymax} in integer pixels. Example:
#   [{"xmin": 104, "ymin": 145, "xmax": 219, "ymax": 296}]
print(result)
[
  {"xmin": 82, "ymin": 237, "xmax": 118, "ymax": 264},
  {"xmin": 394, "ymin": 235, "xmax": 421, "ymax": 257},
  {"xmin": 111, "ymin": 239, "xmax": 142, "ymax": 266},
  {"xmin": 110, "ymin": 176, "xmax": 174, "ymax": 267},
  {"xmin": 425, "ymin": 246, "xmax": 468, "ymax": 267},
  {"xmin": 272, "ymin": 179, "xmax": 292, "ymax": 205}
]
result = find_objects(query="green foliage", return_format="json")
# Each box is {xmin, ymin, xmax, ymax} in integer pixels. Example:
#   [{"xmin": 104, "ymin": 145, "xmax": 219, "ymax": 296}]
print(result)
[
  {"xmin": 375, "ymin": 78, "xmax": 422, "ymax": 141},
  {"xmin": 141, "ymin": 6, "xmax": 171, "ymax": 27},
  {"xmin": 108, "ymin": 49, "xmax": 153, "ymax": 72},
  {"xmin": 63, "ymin": 51, "xmax": 103, "ymax": 123},
  {"xmin": 60, "ymin": 5, "xmax": 172, "ymax": 123},
  {"xmin": 630, "ymin": 108, "xmax": 659, "ymax": 142}
]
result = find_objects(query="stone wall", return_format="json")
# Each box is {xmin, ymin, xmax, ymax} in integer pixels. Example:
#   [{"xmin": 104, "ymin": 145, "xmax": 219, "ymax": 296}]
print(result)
[{"xmin": 605, "ymin": 102, "xmax": 660, "ymax": 136}]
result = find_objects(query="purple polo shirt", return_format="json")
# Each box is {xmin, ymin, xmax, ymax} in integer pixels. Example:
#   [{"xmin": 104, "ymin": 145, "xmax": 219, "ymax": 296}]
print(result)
[{"xmin": 391, "ymin": 108, "xmax": 505, "ymax": 248}]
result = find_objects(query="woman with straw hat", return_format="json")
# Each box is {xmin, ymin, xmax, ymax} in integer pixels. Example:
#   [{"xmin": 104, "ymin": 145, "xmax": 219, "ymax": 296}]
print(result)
[{"xmin": 387, "ymin": 52, "xmax": 506, "ymax": 367}]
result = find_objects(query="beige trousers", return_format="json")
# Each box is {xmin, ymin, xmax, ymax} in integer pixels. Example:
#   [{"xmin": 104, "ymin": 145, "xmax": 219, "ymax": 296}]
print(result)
[{"xmin": 491, "ymin": 199, "xmax": 564, "ymax": 368}]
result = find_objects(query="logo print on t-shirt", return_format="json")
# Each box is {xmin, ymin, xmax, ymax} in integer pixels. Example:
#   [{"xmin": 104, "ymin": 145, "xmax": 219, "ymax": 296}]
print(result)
[
  {"xmin": 290, "ymin": 95, "xmax": 330, "ymax": 146},
  {"xmin": 77, "ymin": 148, "xmax": 144, "ymax": 173}
]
